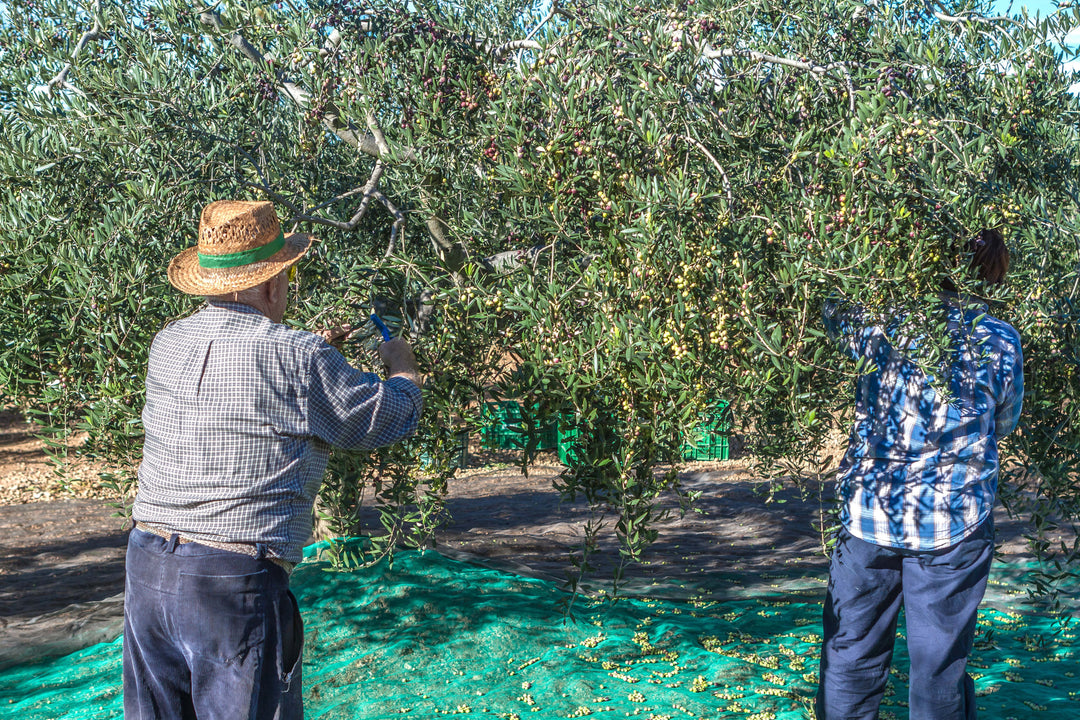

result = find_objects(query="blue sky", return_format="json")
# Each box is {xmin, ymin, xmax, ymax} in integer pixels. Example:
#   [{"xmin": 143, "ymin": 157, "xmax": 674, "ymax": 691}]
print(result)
[
  {"xmin": 992, "ymin": 0, "xmax": 1080, "ymax": 89},
  {"xmin": 992, "ymin": 0, "xmax": 1061, "ymax": 15}
]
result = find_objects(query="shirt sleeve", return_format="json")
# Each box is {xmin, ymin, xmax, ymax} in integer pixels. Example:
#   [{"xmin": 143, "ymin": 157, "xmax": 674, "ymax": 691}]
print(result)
[
  {"xmin": 823, "ymin": 297, "xmax": 906, "ymax": 372},
  {"xmin": 994, "ymin": 341, "xmax": 1024, "ymax": 438},
  {"xmin": 823, "ymin": 298, "xmax": 872, "ymax": 362},
  {"xmin": 306, "ymin": 343, "xmax": 423, "ymax": 451}
]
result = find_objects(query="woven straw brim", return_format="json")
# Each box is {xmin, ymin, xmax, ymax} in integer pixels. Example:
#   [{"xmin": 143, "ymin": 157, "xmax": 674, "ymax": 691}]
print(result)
[{"xmin": 167, "ymin": 232, "xmax": 314, "ymax": 295}]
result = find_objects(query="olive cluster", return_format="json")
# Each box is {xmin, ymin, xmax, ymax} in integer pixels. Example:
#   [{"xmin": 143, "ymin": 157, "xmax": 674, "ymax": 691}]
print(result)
[
  {"xmin": 319, "ymin": 0, "xmax": 369, "ymax": 30},
  {"xmin": 255, "ymin": 72, "xmax": 277, "ymax": 102},
  {"xmin": 877, "ymin": 65, "xmax": 912, "ymax": 99}
]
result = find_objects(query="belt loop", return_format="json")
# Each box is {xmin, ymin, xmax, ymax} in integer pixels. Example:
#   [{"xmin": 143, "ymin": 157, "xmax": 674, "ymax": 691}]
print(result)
[
  {"xmin": 254, "ymin": 543, "xmax": 267, "ymax": 560},
  {"xmin": 166, "ymin": 534, "xmax": 181, "ymax": 553}
]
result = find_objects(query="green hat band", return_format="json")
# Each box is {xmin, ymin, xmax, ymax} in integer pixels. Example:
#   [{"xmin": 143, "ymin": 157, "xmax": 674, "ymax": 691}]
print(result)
[{"xmin": 198, "ymin": 231, "xmax": 285, "ymax": 269}]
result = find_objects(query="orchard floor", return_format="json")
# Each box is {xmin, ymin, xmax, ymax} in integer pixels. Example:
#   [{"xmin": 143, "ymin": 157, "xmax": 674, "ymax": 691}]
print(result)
[{"xmin": 2, "ymin": 410, "xmax": 1079, "ymax": 718}]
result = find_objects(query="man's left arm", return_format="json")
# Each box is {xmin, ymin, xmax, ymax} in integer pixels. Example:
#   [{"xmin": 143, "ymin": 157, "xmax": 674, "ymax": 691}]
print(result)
[
  {"xmin": 306, "ymin": 343, "xmax": 423, "ymax": 451},
  {"xmin": 995, "ymin": 340, "xmax": 1024, "ymax": 438},
  {"xmin": 823, "ymin": 297, "xmax": 880, "ymax": 364}
]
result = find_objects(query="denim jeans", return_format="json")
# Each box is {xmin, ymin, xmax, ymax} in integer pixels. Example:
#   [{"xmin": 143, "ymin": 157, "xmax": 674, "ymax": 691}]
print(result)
[
  {"xmin": 815, "ymin": 517, "xmax": 993, "ymax": 720},
  {"xmin": 123, "ymin": 528, "xmax": 304, "ymax": 719}
]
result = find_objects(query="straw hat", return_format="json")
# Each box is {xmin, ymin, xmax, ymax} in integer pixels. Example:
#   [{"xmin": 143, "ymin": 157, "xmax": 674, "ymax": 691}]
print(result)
[{"xmin": 167, "ymin": 200, "xmax": 314, "ymax": 295}]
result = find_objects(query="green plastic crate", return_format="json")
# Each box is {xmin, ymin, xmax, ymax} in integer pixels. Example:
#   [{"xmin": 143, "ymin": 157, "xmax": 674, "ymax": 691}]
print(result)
[
  {"xmin": 420, "ymin": 429, "xmax": 469, "ymax": 470},
  {"xmin": 556, "ymin": 418, "xmax": 581, "ymax": 466},
  {"xmin": 450, "ymin": 429, "xmax": 469, "ymax": 467},
  {"xmin": 557, "ymin": 412, "xmax": 623, "ymax": 467},
  {"xmin": 556, "ymin": 402, "xmax": 731, "ymax": 466},
  {"xmin": 682, "ymin": 401, "xmax": 732, "ymax": 461},
  {"xmin": 480, "ymin": 401, "xmax": 558, "ymax": 451}
]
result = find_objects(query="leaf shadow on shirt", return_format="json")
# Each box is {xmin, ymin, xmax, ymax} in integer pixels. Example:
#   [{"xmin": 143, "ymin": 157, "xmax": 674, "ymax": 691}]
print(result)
[{"xmin": 841, "ymin": 318, "xmax": 1001, "ymax": 547}]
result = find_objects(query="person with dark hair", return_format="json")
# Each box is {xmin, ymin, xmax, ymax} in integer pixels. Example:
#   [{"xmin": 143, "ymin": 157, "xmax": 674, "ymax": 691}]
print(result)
[
  {"xmin": 815, "ymin": 229, "xmax": 1023, "ymax": 719},
  {"xmin": 941, "ymin": 228, "xmax": 1010, "ymax": 291}
]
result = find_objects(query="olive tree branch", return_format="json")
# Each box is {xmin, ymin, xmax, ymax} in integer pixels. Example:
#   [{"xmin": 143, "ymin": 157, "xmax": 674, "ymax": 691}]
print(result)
[
  {"xmin": 239, "ymin": 179, "xmax": 303, "ymax": 215},
  {"xmin": 365, "ymin": 113, "xmax": 391, "ymax": 156},
  {"xmin": 494, "ymin": 39, "xmax": 543, "ymax": 59},
  {"xmin": 480, "ymin": 244, "xmax": 555, "ymax": 274},
  {"xmin": 925, "ymin": 0, "xmax": 1025, "ymax": 30},
  {"xmin": 835, "ymin": 63, "xmax": 856, "ymax": 114},
  {"xmin": 47, "ymin": 0, "xmax": 109, "ymax": 96},
  {"xmin": 285, "ymin": 162, "xmax": 386, "ymax": 230},
  {"xmin": 197, "ymin": 5, "xmax": 445, "ymax": 265},
  {"xmin": 702, "ymin": 46, "xmax": 855, "ymax": 76},
  {"xmin": 494, "ymin": 0, "xmax": 557, "ymax": 61},
  {"xmin": 197, "ymin": 7, "xmax": 387, "ymax": 159},
  {"xmin": 319, "ymin": 27, "xmax": 344, "ymax": 58},
  {"xmin": 675, "ymin": 133, "xmax": 733, "ymax": 205},
  {"xmin": 524, "ymin": 0, "xmax": 559, "ymax": 43},
  {"xmin": 425, "ymin": 212, "xmax": 460, "ymax": 263},
  {"xmin": 373, "ymin": 191, "xmax": 405, "ymax": 257},
  {"xmin": 305, "ymin": 165, "xmax": 384, "ymax": 215},
  {"xmin": 674, "ymin": 25, "xmax": 860, "ymax": 112}
]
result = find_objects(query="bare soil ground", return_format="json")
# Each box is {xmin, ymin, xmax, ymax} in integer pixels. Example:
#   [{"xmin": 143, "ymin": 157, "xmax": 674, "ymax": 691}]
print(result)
[{"xmin": 0, "ymin": 409, "xmax": 1063, "ymax": 670}]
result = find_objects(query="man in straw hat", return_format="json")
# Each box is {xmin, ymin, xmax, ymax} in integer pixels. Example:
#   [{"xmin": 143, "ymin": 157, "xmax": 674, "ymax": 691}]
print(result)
[{"xmin": 123, "ymin": 200, "xmax": 422, "ymax": 719}]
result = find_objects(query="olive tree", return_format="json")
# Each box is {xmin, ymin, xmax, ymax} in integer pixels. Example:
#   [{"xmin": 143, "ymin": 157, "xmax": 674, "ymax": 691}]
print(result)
[{"xmin": 2, "ymin": 0, "xmax": 1079, "ymax": 600}]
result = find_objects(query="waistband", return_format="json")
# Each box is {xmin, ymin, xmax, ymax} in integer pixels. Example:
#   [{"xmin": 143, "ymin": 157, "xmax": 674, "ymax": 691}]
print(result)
[{"xmin": 133, "ymin": 521, "xmax": 296, "ymax": 574}]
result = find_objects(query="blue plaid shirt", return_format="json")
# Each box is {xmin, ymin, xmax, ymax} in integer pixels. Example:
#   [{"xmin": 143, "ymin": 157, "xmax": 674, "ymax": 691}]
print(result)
[
  {"xmin": 134, "ymin": 301, "xmax": 423, "ymax": 563},
  {"xmin": 823, "ymin": 294, "xmax": 1023, "ymax": 551}
]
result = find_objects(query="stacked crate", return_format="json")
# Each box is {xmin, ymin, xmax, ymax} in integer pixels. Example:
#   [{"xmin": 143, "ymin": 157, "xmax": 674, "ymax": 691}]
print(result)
[
  {"xmin": 681, "ymin": 401, "xmax": 732, "ymax": 461},
  {"xmin": 483, "ymin": 401, "xmax": 733, "ymax": 464},
  {"xmin": 480, "ymin": 401, "xmax": 558, "ymax": 451}
]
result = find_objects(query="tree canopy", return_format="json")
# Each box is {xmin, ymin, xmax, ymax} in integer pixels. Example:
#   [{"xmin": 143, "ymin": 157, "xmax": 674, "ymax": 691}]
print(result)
[{"xmin": 2, "ymin": 0, "xmax": 1079, "ymax": 601}]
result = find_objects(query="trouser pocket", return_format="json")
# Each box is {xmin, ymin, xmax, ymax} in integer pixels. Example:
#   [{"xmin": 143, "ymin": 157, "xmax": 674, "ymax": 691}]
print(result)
[
  {"xmin": 280, "ymin": 589, "xmax": 304, "ymax": 692},
  {"xmin": 178, "ymin": 569, "xmax": 268, "ymax": 665}
]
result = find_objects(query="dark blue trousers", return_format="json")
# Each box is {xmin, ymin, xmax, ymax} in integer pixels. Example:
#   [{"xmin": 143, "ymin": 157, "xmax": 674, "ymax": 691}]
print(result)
[
  {"xmin": 816, "ymin": 518, "xmax": 993, "ymax": 720},
  {"xmin": 123, "ymin": 528, "xmax": 304, "ymax": 719}
]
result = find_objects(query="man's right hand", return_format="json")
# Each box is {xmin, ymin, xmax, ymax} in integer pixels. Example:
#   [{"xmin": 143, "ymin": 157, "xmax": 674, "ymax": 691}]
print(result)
[{"xmin": 379, "ymin": 338, "xmax": 423, "ymax": 388}]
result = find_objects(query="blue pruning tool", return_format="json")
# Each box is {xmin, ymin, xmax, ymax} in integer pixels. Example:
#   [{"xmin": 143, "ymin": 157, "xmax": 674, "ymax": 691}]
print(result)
[
  {"xmin": 370, "ymin": 313, "xmax": 393, "ymax": 342},
  {"xmin": 366, "ymin": 264, "xmax": 405, "ymax": 343}
]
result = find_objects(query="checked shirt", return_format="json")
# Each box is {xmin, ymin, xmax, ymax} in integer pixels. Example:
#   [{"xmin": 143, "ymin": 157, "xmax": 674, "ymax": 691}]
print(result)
[
  {"xmin": 134, "ymin": 301, "xmax": 422, "ymax": 563},
  {"xmin": 823, "ymin": 293, "xmax": 1023, "ymax": 551}
]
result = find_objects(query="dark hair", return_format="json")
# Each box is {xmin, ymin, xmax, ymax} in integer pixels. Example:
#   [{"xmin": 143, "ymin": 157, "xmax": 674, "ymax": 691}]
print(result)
[
  {"xmin": 969, "ymin": 228, "xmax": 1009, "ymax": 285},
  {"xmin": 941, "ymin": 228, "xmax": 1010, "ymax": 292}
]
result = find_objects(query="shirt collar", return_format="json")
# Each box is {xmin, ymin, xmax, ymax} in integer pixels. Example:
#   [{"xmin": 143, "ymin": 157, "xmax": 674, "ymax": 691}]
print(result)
[
  {"xmin": 204, "ymin": 299, "xmax": 267, "ymax": 317},
  {"xmin": 939, "ymin": 291, "xmax": 989, "ymax": 313}
]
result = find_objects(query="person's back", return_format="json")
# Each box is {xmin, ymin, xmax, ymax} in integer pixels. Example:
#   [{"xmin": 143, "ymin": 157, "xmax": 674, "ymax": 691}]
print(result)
[
  {"xmin": 124, "ymin": 200, "xmax": 423, "ymax": 720},
  {"xmin": 824, "ymin": 293, "xmax": 1023, "ymax": 550},
  {"xmin": 815, "ymin": 228, "xmax": 1023, "ymax": 720},
  {"xmin": 136, "ymin": 300, "xmax": 421, "ymax": 565}
]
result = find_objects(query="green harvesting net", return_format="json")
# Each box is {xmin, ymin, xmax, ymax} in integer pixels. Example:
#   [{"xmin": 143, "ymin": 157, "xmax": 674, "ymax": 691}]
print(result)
[{"xmin": 1, "ymin": 544, "xmax": 1077, "ymax": 719}]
